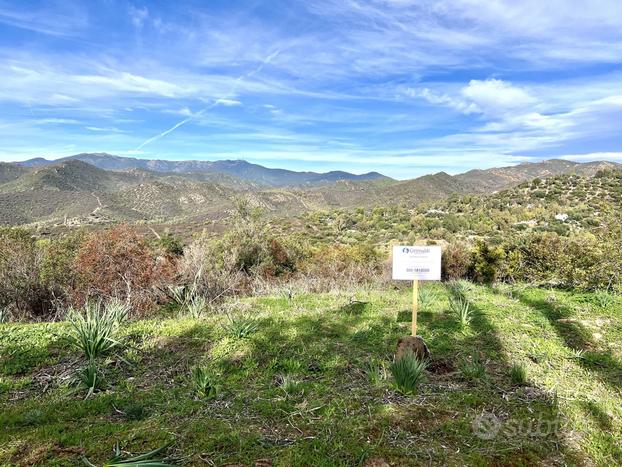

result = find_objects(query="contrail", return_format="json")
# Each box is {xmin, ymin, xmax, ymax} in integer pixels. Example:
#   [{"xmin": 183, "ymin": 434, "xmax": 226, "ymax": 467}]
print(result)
[{"xmin": 135, "ymin": 49, "xmax": 281, "ymax": 151}]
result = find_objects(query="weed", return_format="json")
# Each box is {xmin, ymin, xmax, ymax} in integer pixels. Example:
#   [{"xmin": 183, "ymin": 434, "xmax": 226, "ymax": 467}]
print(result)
[
  {"xmin": 509, "ymin": 363, "xmax": 528, "ymax": 385},
  {"xmin": 224, "ymin": 314, "xmax": 259, "ymax": 338},
  {"xmin": 279, "ymin": 357, "xmax": 303, "ymax": 373},
  {"xmin": 390, "ymin": 350, "xmax": 427, "ymax": 395},
  {"xmin": 460, "ymin": 354, "xmax": 487, "ymax": 381},
  {"xmin": 169, "ymin": 284, "xmax": 207, "ymax": 318},
  {"xmin": 66, "ymin": 301, "xmax": 125, "ymax": 360},
  {"xmin": 78, "ymin": 360, "xmax": 103, "ymax": 399},
  {"xmin": 192, "ymin": 367, "xmax": 219, "ymax": 398},
  {"xmin": 363, "ymin": 359, "xmax": 385, "ymax": 386},
  {"xmin": 280, "ymin": 375, "xmax": 302, "ymax": 396},
  {"xmin": 82, "ymin": 441, "xmax": 175, "ymax": 466},
  {"xmin": 449, "ymin": 295, "xmax": 472, "ymax": 326},
  {"xmin": 594, "ymin": 290, "xmax": 615, "ymax": 308},
  {"xmin": 120, "ymin": 402, "xmax": 148, "ymax": 421},
  {"xmin": 0, "ymin": 307, "xmax": 10, "ymax": 323},
  {"xmin": 446, "ymin": 280, "xmax": 471, "ymax": 301},
  {"xmin": 418, "ymin": 286, "xmax": 438, "ymax": 312}
]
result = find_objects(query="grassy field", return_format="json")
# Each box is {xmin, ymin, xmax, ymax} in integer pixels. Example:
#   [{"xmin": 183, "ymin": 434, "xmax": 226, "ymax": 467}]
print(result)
[{"xmin": 1, "ymin": 283, "xmax": 621, "ymax": 466}]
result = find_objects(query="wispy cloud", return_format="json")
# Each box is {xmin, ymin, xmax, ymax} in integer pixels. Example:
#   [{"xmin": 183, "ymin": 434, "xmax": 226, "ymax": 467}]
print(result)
[{"xmin": 0, "ymin": 1, "xmax": 621, "ymax": 177}]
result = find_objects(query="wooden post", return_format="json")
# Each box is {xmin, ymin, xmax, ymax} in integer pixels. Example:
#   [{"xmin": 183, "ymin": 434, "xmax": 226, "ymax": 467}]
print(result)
[{"xmin": 412, "ymin": 279, "xmax": 418, "ymax": 336}]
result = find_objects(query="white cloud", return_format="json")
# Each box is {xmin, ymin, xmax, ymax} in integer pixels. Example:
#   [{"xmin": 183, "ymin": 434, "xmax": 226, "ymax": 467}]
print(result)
[
  {"xmin": 461, "ymin": 79, "xmax": 537, "ymax": 116},
  {"xmin": 129, "ymin": 5, "xmax": 149, "ymax": 29},
  {"xmin": 215, "ymin": 98, "xmax": 242, "ymax": 106}
]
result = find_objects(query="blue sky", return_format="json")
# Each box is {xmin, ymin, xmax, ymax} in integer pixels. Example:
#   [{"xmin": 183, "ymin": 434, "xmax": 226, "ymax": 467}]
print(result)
[{"xmin": 1, "ymin": 0, "xmax": 622, "ymax": 178}]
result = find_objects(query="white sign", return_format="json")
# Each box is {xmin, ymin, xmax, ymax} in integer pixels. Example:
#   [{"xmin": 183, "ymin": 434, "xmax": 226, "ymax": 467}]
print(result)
[{"xmin": 392, "ymin": 245, "xmax": 441, "ymax": 281}]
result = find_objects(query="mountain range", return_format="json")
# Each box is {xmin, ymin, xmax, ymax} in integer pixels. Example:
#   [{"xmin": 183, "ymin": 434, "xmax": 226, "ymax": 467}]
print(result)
[
  {"xmin": 1, "ymin": 154, "xmax": 620, "ymax": 229},
  {"xmin": 16, "ymin": 153, "xmax": 388, "ymax": 188}
]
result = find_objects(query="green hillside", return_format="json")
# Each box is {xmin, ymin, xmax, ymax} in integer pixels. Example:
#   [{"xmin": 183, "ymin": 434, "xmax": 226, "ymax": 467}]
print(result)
[{"xmin": 2, "ymin": 284, "xmax": 620, "ymax": 465}]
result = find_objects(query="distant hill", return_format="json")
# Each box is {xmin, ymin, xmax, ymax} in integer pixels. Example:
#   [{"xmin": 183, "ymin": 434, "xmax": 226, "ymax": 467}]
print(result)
[
  {"xmin": 15, "ymin": 153, "xmax": 390, "ymax": 188},
  {"xmin": 0, "ymin": 162, "xmax": 30, "ymax": 184},
  {"xmin": 1, "ymin": 157, "xmax": 620, "ymax": 228},
  {"xmin": 454, "ymin": 159, "xmax": 621, "ymax": 192}
]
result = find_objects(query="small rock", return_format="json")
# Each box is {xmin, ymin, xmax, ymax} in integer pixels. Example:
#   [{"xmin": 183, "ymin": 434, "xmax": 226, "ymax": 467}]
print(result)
[{"xmin": 395, "ymin": 335, "xmax": 430, "ymax": 361}]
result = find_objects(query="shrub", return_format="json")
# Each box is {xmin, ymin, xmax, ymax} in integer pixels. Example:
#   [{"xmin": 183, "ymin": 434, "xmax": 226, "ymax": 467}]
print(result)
[
  {"xmin": 0, "ymin": 228, "xmax": 53, "ymax": 318},
  {"xmin": 39, "ymin": 231, "xmax": 84, "ymax": 304},
  {"xmin": 442, "ymin": 241, "xmax": 473, "ymax": 281},
  {"xmin": 390, "ymin": 350, "xmax": 427, "ymax": 394},
  {"xmin": 472, "ymin": 240, "xmax": 507, "ymax": 283},
  {"xmin": 72, "ymin": 225, "xmax": 175, "ymax": 315}
]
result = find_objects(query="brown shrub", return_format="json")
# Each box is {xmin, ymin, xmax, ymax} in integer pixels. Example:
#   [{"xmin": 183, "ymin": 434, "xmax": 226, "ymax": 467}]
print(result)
[
  {"xmin": 72, "ymin": 225, "xmax": 176, "ymax": 315},
  {"xmin": 442, "ymin": 241, "xmax": 473, "ymax": 281}
]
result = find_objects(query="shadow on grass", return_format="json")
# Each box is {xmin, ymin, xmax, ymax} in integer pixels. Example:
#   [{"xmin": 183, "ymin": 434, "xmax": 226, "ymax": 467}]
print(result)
[{"xmin": 515, "ymin": 291, "xmax": 622, "ymax": 391}]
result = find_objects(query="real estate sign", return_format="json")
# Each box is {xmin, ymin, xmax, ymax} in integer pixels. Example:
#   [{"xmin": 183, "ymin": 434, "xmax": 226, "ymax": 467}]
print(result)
[{"xmin": 392, "ymin": 245, "xmax": 442, "ymax": 281}]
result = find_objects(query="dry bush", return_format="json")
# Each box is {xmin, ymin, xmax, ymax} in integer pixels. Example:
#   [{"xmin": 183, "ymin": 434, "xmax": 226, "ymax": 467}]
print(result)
[
  {"xmin": 0, "ymin": 229, "xmax": 54, "ymax": 319},
  {"xmin": 442, "ymin": 241, "xmax": 473, "ymax": 281},
  {"xmin": 72, "ymin": 225, "xmax": 176, "ymax": 315},
  {"xmin": 177, "ymin": 236, "xmax": 246, "ymax": 305}
]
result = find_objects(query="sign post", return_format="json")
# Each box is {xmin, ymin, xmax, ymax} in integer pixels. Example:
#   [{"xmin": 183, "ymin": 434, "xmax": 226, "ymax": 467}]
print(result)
[
  {"xmin": 392, "ymin": 245, "xmax": 441, "ymax": 360},
  {"xmin": 412, "ymin": 278, "xmax": 418, "ymax": 336}
]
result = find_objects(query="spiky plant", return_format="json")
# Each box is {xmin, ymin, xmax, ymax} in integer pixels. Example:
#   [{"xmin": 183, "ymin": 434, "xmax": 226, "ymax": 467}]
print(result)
[
  {"xmin": 417, "ymin": 286, "xmax": 438, "ymax": 312},
  {"xmin": 192, "ymin": 367, "xmax": 219, "ymax": 398},
  {"xmin": 223, "ymin": 315, "xmax": 259, "ymax": 338},
  {"xmin": 169, "ymin": 284, "xmax": 207, "ymax": 318},
  {"xmin": 0, "ymin": 307, "xmax": 10, "ymax": 324},
  {"xmin": 459, "ymin": 354, "xmax": 487, "ymax": 381},
  {"xmin": 363, "ymin": 359, "xmax": 385, "ymax": 386},
  {"xmin": 594, "ymin": 290, "xmax": 614, "ymax": 308},
  {"xmin": 78, "ymin": 360, "xmax": 103, "ymax": 399},
  {"xmin": 390, "ymin": 350, "xmax": 427, "ymax": 395},
  {"xmin": 82, "ymin": 441, "xmax": 175, "ymax": 466},
  {"xmin": 66, "ymin": 301, "xmax": 125, "ymax": 360},
  {"xmin": 449, "ymin": 295, "xmax": 472, "ymax": 327}
]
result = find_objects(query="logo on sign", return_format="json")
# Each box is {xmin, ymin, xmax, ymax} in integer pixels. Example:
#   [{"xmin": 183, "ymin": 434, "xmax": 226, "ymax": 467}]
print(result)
[{"xmin": 402, "ymin": 247, "xmax": 431, "ymax": 254}]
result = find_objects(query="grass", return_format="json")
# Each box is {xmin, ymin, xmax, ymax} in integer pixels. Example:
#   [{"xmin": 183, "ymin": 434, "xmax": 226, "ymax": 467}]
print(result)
[{"xmin": 1, "ymin": 284, "xmax": 621, "ymax": 465}]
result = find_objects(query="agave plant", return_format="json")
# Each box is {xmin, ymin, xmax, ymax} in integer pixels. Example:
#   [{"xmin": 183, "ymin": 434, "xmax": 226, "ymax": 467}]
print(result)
[
  {"xmin": 66, "ymin": 301, "xmax": 126, "ymax": 360},
  {"xmin": 417, "ymin": 286, "xmax": 438, "ymax": 312},
  {"xmin": 82, "ymin": 441, "xmax": 175, "ymax": 466},
  {"xmin": 449, "ymin": 295, "xmax": 473, "ymax": 327},
  {"xmin": 192, "ymin": 367, "xmax": 219, "ymax": 398},
  {"xmin": 169, "ymin": 283, "xmax": 206, "ymax": 318},
  {"xmin": 0, "ymin": 307, "xmax": 10, "ymax": 324},
  {"xmin": 223, "ymin": 314, "xmax": 259, "ymax": 338},
  {"xmin": 78, "ymin": 360, "xmax": 104, "ymax": 399},
  {"xmin": 390, "ymin": 350, "xmax": 427, "ymax": 395}
]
